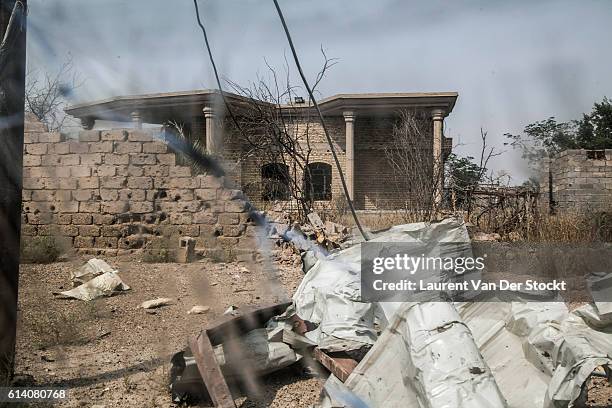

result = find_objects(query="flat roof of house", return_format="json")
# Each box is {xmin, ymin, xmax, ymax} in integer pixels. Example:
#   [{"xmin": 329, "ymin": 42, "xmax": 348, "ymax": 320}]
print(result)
[{"xmin": 65, "ymin": 89, "xmax": 458, "ymax": 124}]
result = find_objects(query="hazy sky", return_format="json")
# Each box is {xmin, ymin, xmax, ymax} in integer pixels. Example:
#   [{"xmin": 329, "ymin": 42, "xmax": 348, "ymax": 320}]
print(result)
[{"xmin": 26, "ymin": 0, "xmax": 612, "ymax": 183}]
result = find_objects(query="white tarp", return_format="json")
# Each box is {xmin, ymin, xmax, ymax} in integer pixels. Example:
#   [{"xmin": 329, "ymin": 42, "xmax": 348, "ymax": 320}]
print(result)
[
  {"xmin": 293, "ymin": 218, "xmax": 472, "ymax": 351},
  {"xmin": 311, "ymin": 218, "xmax": 612, "ymax": 408},
  {"xmin": 55, "ymin": 270, "xmax": 130, "ymax": 301}
]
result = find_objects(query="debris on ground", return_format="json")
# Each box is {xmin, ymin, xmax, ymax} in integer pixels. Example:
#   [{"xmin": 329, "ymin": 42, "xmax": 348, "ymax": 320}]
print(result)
[
  {"xmin": 172, "ymin": 217, "xmax": 612, "ymax": 408},
  {"xmin": 141, "ymin": 297, "xmax": 174, "ymax": 309},
  {"xmin": 54, "ymin": 260, "xmax": 130, "ymax": 301},
  {"xmin": 187, "ymin": 305, "xmax": 210, "ymax": 315},
  {"xmin": 70, "ymin": 258, "xmax": 117, "ymax": 287},
  {"xmin": 223, "ymin": 305, "xmax": 239, "ymax": 316}
]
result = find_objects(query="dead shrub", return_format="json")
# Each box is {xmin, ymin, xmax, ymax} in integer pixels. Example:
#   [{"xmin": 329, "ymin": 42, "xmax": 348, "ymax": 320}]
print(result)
[{"xmin": 20, "ymin": 236, "xmax": 62, "ymax": 264}]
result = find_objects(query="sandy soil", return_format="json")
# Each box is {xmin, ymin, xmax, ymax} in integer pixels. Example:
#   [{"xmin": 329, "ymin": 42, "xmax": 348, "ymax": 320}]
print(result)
[
  {"xmin": 14, "ymin": 253, "xmax": 612, "ymax": 407},
  {"xmin": 15, "ymin": 256, "xmax": 322, "ymax": 407}
]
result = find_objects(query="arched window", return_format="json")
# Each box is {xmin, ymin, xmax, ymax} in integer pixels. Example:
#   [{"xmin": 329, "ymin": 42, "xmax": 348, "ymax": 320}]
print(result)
[
  {"xmin": 304, "ymin": 162, "xmax": 332, "ymax": 201},
  {"xmin": 261, "ymin": 163, "xmax": 290, "ymax": 201}
]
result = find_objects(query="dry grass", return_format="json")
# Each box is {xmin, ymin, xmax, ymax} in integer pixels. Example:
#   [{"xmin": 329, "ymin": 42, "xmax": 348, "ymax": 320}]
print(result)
[
  {"xmin": 325, "ymin": 206, "xmax": 612, "ymax": 244},
  {"xmin": 20, "ymin": 236, "xmax": 63, "ymax": 264}
]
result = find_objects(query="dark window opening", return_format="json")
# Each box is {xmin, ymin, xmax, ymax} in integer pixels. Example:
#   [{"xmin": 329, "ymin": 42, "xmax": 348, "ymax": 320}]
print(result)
[
  {"xmin": 304, "ymin": 162, "xmax": 332, "ymax": 201},
  {"xmin": 587, "ymin": 150, "xmax": 605, "ymax": 160},
  {"xmin": 262, "ymin": 163, "xmax": 290, "ymax": 201}
]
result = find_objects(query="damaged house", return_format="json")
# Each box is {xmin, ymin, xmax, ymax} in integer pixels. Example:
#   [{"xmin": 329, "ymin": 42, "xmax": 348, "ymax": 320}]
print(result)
[{"xmin": 65, "ymin": 90, "xmax": 457, "ymax": 210}]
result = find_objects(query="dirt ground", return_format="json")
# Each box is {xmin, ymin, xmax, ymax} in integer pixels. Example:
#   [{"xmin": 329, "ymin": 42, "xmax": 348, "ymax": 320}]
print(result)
[
  {"xmin": 14, "ymin": 253, "xmax": 612, "ymax": 407},
  {"xmin": 15, "ymin": 256, "xmax": 323, "ymax": 407}
]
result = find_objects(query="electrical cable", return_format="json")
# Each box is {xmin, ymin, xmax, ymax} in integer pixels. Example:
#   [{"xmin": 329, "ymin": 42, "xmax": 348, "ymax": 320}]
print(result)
[{"xmin": 271, "ymin": 0, "xmax": 369, "ymax": 241}]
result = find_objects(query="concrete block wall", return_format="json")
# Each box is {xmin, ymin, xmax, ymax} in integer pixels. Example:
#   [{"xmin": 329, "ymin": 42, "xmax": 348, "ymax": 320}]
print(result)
[
  {"xmin": 21, "ymin": 116, "xmax": 255, "ymax": 260},
  {"xmin": 235, "ymin": 114, "xmax": 434, "ymax": 211},
  {"xmin": 540, "ymin": 149, "xmax": 612, "ymax": 212}
]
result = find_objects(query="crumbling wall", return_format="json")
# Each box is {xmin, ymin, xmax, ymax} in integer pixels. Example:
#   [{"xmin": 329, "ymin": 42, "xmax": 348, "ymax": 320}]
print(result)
[
  {"xmin": 21, "ymin": 116, "xmax": 255, "ymax": 260},
  {"xmin": 540, "ymin": 149, "xmax": 612, "ymax": 213}
]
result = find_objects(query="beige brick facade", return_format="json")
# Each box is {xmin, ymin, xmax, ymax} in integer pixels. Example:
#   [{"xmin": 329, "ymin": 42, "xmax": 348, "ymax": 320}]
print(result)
[
  {"xmin": 539, "ymin": 149, "xmax": 612, "ymax": 212},
  {"xmin": 21, "ymin": 116, "xmax": 254, "ymax": 259}
]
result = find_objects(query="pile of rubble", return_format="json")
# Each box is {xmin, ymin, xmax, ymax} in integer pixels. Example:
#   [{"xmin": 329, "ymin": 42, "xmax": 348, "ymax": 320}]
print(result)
[{"xmin": 266, "ymin": 212, "xmax": 351, "ymax": 266}]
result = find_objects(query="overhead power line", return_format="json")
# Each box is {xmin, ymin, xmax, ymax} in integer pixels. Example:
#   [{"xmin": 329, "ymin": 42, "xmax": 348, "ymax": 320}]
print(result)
[
  {"xmin": 192, "ymin": 0, "xmax": 243, "ymax": 134},
  {"xmin": 271, "ymin": 0, "xmax": 369, "ymax": 241}
]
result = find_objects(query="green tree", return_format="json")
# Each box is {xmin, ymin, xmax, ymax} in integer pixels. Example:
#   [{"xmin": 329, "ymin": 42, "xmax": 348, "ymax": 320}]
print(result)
[
  {"xmin": 445, "ymin": 153, "xmax": 484, "ymax": 206},
  {"xmin": 506, "ymin": 97, "xmax": 612, "ymax": 168}
]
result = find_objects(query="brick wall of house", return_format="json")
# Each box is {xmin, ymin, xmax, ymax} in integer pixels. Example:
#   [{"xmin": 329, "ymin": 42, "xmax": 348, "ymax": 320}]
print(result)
[
  {"xmin": 539, "ymin": 149, "xmax": 612, "ymax": 212},
  {"xmin": 21, "ymin": 115, "xmax": 255, "ymax": 260},
  {"xmin": 234, "ymin": 114, "xmax": 435, "ymax": 211}
]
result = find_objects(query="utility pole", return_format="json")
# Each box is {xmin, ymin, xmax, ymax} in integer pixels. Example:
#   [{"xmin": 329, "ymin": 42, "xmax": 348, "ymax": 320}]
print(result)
[{"xmin": 0, "ymin": 0, "xmax": 27, "ymax": 382}]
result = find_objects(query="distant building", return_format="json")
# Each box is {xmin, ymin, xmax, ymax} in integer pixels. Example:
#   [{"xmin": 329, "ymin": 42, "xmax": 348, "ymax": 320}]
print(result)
[
  {"xmin": 66, "ymin": 90, "xmax": 457, "ymax": 210},
  {"xmin": 540, "ymin": 149, "xmax": 612, "ymax": 213}
]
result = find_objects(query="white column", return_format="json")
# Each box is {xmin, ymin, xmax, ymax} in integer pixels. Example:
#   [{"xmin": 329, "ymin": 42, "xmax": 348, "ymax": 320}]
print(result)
[
  {"xmin": 203, "ymin": 106, "xmax": 221, "ymax": 155},
  {"xmin": 343, "ymin": 111, "xmax": 356, "ymax": 201},
  {"xmin": 131, "ymin": 110, "xmax": 142, "ymax": 129},
  {"xmin": 431, "ymin": 109, "xmax": 445, "ymax": 206}
]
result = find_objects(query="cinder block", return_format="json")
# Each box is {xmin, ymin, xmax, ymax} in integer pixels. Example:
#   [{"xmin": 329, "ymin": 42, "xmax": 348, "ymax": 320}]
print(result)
[
  {"xmin": 41, "ymin": 155, "xmax": 61, "ymax": 166},
  {"xmin": 72, "ymin": 214, "xmax": 93, "ymax": 225},
  {"xmin": 218, "ymin": 213, "xmax": 240, "ymax": 225},
  {"xmin": 31, "ymin": 190, "xmax": 55, "ymax": 201},
  {"xmin": 80, "ymin": 153, "xmax": 103, "ymax": 165},
  {"xmin": 156, "ymin": 154, "xmax": 176, "ymax": 166},
  {"xmin": 104, "ymin": 153, "xmax": 130, "ymax": 165},
  {"xmin": 79, "ymin": 225, "xmax": 101, "ymax": 237},
  {"xmin": 73, "ymin": 189, "xmax": 94, "ymax": 202},
  {"xmin": 59, "ymin": 178, "xmax": 77, "ymax": 190},
  {"xmin": 127, "ymin": 165, "xmax": 145, "ymax": 177},
  {"xmin": 101, "ymin": 176, "xmax": 127, "ymax": 189},
  {"xmin": 143, "ymin": 142, "xmax": 167, "ymax": 154},
  {"xmin": 79, "ymin": 202, "xmax": 101, "ymax": 213},
  {"xmin": 93, "ymin": 214, "xmax": 116, "ymax": 225},
  {"xmin": 23, "ymin": 155, "xmax": 42, "ymax": 166},
  {"xmin": 127, "ymin": 177, "xmax": 153, "ymax": 189},
  {"xmin": 101, "ymin": 129, "xmax": 127, "ymax": 141},
  {"xmin": 119, "ymin": 189, "xmax": 146, "ymax": 201},
  {"xmin": 59, "ymin": 225, "xmax": 79, "ymax": 236},
  {"xmin": 74, "ymin": 236, "xmax": 94, "ymax": 248},
  {"xmin": 193, "ymin": 211, "xmax": 217, "ymax": 224},
  {"xmin": 60, "ymin": 155, "xmax": 81, "ymax": 166},
  {"xmin": 143, "ymin": 165, "xmax": 169, "ymax": 177},
  {"xmin": 129, "ymin": 202, "xmax": 154, "ymax": 213},
  {"xmin": 25, "ymin": 143, "xmax": 48, "ymax": 155},
  {"xmin": 68, "ymin": 141, "xmax": 89, "ymax": 154},
  {"xmin": 129, "ymin": 153, "xmax": 156, "ymax": 165},
  {"xmin": 38, "ymin": 132, "xmax": 62, "ymax": 143},
  {"xmin": 95, "ymin": 236, "xmax": 118, "ymax": 248},
  {"xmin": 115, "ymin": 142, "xmax": 142, "ymax": 154},
  {"xmin": 57, "ymin": 214, "xmax": 72, "ymax": 224},
  {"xmin": 195, "ymin": 189, "xmax": 217, "ymax": 201},
  {"xmin": 89, "ymin": 141, "xmax": 114, "ymax": 153},
  {"xmin": 225, "ymin": 200, "xmax": 247, "ymax": 213},
  {"xmin": 56, "ymin": 190, "xmax": 72, "ymax": 201},
  {"xmin": 78, "ymin": 130, "xmax": 101, "ymax": 142},
  {"xmin": 100, "ymin": 189, "xmax": 119, "ymax": 201},
  {"xmin": 23, "ymin": 178, "xmax": 45, "ymax": 189},
  {"xmin": 102, "ymin": 201, "xmax": 129, "ymax": 214},
  {"xmin": 128, "ymin": 130, "xmax": 154, "ymax": 142},
  {"xmin": 170, "ymin": 166, "xmax": 191, "ymax": 177},
  {"xmin": 24, "ymin": 132, "xmax": 39, "ymax": 144},
  {"xmin": 170, "ymin": 178, "xmax": 197, "ymax": 189},
  {"xmin": 48, "ymin": 142, "xmax": 70, "ymax": 155},
  {"xmin": 101, "ymin": 225, "xmax": 123, "ymax": 237},
  {"xmin": 70, "ymin": 166, "xmax": 91, "ymax": 177},
  {"xmin": 77, "ymin": 177, "xmax": 99, "ymax": 189},
  {"xmin": 57, "ymin": 201, "xmax": 79, "ymax": 213}
]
